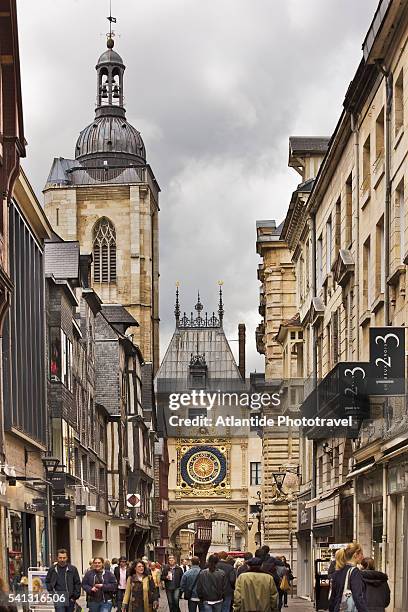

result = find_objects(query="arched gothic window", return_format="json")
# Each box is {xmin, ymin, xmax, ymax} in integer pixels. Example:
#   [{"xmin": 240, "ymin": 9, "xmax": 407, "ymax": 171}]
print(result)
[{"xmin": 93, "ymin": 217, "xmax": 116, "ymax": 283}]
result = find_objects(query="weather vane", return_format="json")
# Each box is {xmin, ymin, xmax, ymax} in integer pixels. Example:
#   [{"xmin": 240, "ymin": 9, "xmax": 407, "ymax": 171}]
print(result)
[{"xmin": 107, "ymin": 0, "xmax": 117, "ymax": 42}]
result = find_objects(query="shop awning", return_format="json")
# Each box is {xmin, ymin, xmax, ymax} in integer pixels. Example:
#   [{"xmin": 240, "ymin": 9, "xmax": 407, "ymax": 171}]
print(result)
[
  {"xmin": 346, "ymin": 461, "xmax": 375, "ymax": 479},
  {"xmin": 304, "ymin": 496, "xmax": 320, "ymax": 508},
  {"xmin": 304, "ymin": 482, "xmax": 350, "ymax": 508},
  {"xmin": 380, "ymin": 443, "xmax": 408, "ymax": 463}
]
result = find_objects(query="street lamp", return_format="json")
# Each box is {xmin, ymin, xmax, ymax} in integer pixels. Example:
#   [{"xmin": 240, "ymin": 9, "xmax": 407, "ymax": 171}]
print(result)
[
  {"xmin": 246, "ymin": 519, "xmax": 254, "ymax": 531},
  {"xmin": 41, "ymin": 456, "xmax": 60, "ymax": 566},
  {"xmin": 256, "ymin": 491, "xmax": 263, "ymax": 547}
]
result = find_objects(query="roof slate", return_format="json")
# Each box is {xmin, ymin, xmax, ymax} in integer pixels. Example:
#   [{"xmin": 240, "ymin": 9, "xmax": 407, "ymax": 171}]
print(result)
[
  {"xmin": 101, "ymin": 304, "xmax": 139, "ymax": 327},
  {"xmin": 44, "ymin": 241, "xmax": 80, "ymax": 280},
  {"xmin": 289, "ymin": 136, "xmax": 330, "ymax": 155}
]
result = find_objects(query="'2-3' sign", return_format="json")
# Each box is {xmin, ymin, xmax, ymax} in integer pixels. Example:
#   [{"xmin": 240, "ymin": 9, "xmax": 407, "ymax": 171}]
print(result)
[{"xmin": 369, "ymin": 327, "xmax": 405, "ymax": 395}]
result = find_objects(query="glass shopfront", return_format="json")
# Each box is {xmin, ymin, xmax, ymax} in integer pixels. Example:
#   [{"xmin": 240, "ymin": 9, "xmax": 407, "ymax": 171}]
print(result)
[{"xmin": 7, "ymin": 510, "xmax": 24, "ymax": 590}]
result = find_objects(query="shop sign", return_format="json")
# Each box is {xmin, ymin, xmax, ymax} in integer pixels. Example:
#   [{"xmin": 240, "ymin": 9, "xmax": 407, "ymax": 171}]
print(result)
[
  {"xmin": 94, "ymin": 529, "xmax": 103, "ymax": 540},
  {"xmin": 388, "ymin": 460, "xmax": 408, "ymax": 495},
  {"xmin": 369, "ymin": 327, "xmax": 405, "ymax": 395},
  {"xmin": 126, "ymin": 493, "xmax": 141, "ymax": 508},
  {"xmin": 356, "ymin": 469, "xmax": 383, "ymax": 503},
  {"xmin": 297, "ymin": 499, "xmax": 311, "ymax": 531},
  {"xmin": 0, "ymin": 474, "xmax": 7, "ymax": 505},
  {"xmin": 53, "ymin": 495, "xmax": 71, "ymax": 513},
  {"xmin": 49, "ymin": 472, "xmax": 66, "ymax": 490}
]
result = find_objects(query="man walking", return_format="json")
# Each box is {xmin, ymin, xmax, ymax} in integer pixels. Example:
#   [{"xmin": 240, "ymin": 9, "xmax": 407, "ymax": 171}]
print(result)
[
  {"xmin": 233, "ymin": 557, "xmax": 278, "ymax": 612},
  {"xmin": 45, "ymin": 549, "xmax": 81, "ymax": 612},
  {"xmin": 216, "ymin": 552, "xmax": 235, "ymax": 612},
  {"xmin": 113, "ymin": 557, "xmax": 129, "ymax": 609},
  {"xmin": 161, "ymin": 555, "xmax": 183, "ymax": 612},
  {"xmin": 82, "ymin": 557, "xmax": 117, "ymax": 612},
  {"xmin": 180, "ymin": 556, "xmax": 202, "ymax": 612}
]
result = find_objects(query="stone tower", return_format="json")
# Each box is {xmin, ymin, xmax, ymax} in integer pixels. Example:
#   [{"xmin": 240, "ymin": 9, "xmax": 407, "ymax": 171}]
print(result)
[{"xmin": 44, "ymin": 33, "xmax": 160, "ymax": 371}]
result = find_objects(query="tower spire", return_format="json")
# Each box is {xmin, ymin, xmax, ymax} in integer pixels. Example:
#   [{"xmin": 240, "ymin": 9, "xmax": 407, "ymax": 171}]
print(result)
[
  {"xmin": 175, "ymin": 282, "xmax": 180, "ymax": 326},
  {"xmin": 218, "ymin": 281, "xmax": 224, "ymax": 325}
]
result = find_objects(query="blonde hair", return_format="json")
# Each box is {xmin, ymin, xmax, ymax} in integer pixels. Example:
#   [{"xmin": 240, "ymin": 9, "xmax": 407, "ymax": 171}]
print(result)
[{"xmin": 335, "ymin": 543, "xmax": 363, "ymax": 570}]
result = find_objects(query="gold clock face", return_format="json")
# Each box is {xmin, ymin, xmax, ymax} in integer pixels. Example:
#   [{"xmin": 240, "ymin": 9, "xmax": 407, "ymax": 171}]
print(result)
[{"xmin": 186, "ymin": 450, "xmax": 221, "ymax": 484}]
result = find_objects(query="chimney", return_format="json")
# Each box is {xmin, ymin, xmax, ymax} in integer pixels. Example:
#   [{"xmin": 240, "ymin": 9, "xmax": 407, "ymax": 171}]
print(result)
[{"xmin": 238, "ymin": 323, "xmax": 246, "ymax": 380}]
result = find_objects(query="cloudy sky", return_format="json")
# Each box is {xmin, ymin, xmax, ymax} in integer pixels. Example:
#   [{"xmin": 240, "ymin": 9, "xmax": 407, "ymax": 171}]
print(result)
[{"xmin": 18, "ymin": 0, "xmax": 378, "ymax": 372}]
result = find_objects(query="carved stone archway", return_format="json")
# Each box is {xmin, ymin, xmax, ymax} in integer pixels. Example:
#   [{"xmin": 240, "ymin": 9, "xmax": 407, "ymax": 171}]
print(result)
[{"xmin": 168, "ymin": 502, "xmax": 248, "ymax": 544}]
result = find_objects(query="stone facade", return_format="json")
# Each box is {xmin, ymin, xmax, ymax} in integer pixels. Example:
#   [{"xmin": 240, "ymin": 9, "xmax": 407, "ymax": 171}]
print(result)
[{"xmin": 266, "ymin": 2, "xmax": 408, "ymax": 607}]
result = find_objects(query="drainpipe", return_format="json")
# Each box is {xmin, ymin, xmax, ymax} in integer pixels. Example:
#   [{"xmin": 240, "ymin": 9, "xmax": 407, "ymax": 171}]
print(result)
[
  {"xmin": 310, "ymin": 212, "xmax": 317, "ymax": 601},
  {"xmin": 375, "ymin": 63, "xmax": 392, "ymax": 573},
  {"xmin": 350, "ymin": 112, "xmax": 360, "ymax": 542}
]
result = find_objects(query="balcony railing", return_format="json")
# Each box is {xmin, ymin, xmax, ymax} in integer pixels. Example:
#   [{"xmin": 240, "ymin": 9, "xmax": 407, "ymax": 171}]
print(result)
[{"xmin": 66, "ymin": 165, "xmax": 146, "ymax": 186}]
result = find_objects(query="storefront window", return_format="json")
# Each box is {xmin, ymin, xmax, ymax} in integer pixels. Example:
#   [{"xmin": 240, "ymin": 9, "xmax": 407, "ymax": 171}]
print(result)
[{"xmin": 7, "ymin": 510, "xmax": 23, "ymax": 590}]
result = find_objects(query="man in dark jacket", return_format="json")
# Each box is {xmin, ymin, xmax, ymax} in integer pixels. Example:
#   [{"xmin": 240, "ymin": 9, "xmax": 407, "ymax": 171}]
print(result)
[
  {"xmin": 82, "ymin": 557, "xmax": 117, "ymax": 612},
  {"xmin": 216, "ymin": 552, "xmax": 236, "ymax": 612},
  {"xmin": 197, "ymin": 554, "xmax": 226, "ymax": 612},
  {"xmin": 360, "ymin": 558, "xmax": 390, "ymax": 612},
  {"xmin": 45, "ymin": 549, "xmax": 81, "ymax": 612},
  {"xmin": 161, "ymin": 555, "xmax": 183, "ymax": 612},
  {"xmin": 329, "ymin": 565, "xmax": 368, "ymax": 612}
]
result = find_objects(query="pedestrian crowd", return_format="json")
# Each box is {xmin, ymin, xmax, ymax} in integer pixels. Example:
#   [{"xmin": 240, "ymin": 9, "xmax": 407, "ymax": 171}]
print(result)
[
  {"xmin": 0, "ymin": 542, "xmax": 391, "ymax": 612},
  {"xmin": 39, "ymin": 546, "xmax": 293, "ymax": 612}
]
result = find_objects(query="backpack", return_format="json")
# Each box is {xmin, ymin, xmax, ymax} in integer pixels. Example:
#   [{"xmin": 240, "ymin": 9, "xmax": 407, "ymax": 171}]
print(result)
[{"xmin": 339, "ymin": 567, "xmax": 357, "ymax": 612}]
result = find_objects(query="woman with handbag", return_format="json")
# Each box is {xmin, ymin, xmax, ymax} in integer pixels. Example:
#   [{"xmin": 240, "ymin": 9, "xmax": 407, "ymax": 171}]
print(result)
[
  {"xmin": 280, "ymin": 557, "xmax": 293, "ymax": 608},
  {"xmin": 328, "ymin": 543, "xmax": 369, "ymax": 612},
  {"xmin": 122, "ymin": 561, "xmax": 159, "ymax": 612}
]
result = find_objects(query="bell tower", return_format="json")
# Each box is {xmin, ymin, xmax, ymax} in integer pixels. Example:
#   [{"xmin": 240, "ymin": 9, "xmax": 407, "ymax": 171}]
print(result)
[
  {"xmin": 44, "ymin": 15, "xmax": 160, "ymax": 372},
  {"xmin": 96, "ymin": 37, "xmax": 124, "ymax": 110}
]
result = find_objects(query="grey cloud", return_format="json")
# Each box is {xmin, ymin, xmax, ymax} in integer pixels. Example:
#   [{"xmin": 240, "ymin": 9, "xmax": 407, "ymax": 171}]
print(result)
[{"xmin": 18, "ymin": 0, "xmax": 378, "ymax": 372}]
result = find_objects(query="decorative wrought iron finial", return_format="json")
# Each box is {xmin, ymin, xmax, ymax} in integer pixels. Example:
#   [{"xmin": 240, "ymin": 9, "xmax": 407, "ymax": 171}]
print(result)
[
  {"xmin": 218, "ymin": 281, "xmax": 224, "ymax": 325},
  {"xmin": 195, "ymin": 291, "xmax": 203, "ymax": 313},
  {"xmin": 107, "ymin": 0, "xmax": 117, "ymax": 47},
  {"xmin": 174, "ymin": 282, "xmax": 180, "ymax": 324}
]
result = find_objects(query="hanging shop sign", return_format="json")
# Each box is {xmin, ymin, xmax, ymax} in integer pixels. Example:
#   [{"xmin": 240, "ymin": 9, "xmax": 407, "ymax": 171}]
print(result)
[
  {"xmin": 126, "ymin": 493, "xmax": 141, "ymax": 508},
  {"xmin": 369, "ymin": 327, "xmax": 405, "ymax": 395}
]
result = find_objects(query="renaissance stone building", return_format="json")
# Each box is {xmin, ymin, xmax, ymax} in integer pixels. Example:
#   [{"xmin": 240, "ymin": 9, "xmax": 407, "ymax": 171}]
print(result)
[{"xmin": 44, "ymin": 35, "xmax": 160, "ymax": 372}]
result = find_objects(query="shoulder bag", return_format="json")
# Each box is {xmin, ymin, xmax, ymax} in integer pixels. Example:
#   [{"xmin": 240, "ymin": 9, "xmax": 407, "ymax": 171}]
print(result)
[
  {"xmin": 183, "ymin": 570, "xmax": 201, "ymax": 600},
  {"xmin": 339, "ymin": 567, "xmax": 357, "ymax": 612}
]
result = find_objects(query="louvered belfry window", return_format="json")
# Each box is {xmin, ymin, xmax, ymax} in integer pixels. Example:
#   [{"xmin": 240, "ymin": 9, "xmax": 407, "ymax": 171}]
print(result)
[{"xmin": 93, "ymin": 217, "xmax": 117, "ymax": 283}]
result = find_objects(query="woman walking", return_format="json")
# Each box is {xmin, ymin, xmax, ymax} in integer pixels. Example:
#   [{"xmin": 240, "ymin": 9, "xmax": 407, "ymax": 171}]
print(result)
[
  {"xmin": 360, "ymin": 558, "xmax": 390, "ymax": 612},
  {"xmin": 328, "ymin": 543, "xmax": 368, "ymax": 612},
  {"xmin": 122, "ymin": 560, "xmax": 159, "ymax": 612},
  {"xmin": 280, "ymin": 557, "xmax": 293, "ymax": 608}
]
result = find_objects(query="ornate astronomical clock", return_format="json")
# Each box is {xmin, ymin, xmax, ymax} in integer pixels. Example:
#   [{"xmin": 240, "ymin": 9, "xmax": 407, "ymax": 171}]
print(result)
[{"xmin": 176, "ymin": 439, "xmax": 231, "ymax": 498}]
